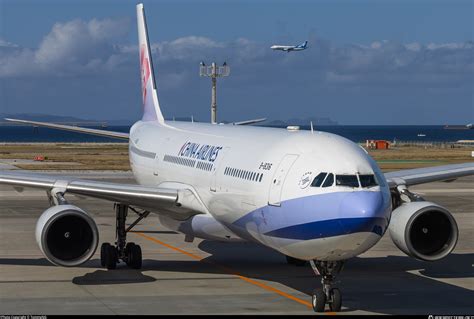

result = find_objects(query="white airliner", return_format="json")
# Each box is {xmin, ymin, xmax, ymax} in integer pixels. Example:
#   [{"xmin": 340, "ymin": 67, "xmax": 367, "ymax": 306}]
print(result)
[
  {"xmin": 1, "ymin": 4, "xmax": 473, "ymax": 313},
  {"xmin": 271, "ymin": 40, "xmax": 308, "ymax": 52}
]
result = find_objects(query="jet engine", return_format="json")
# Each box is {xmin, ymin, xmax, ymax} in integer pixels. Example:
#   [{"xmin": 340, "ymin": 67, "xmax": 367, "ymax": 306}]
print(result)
[
  {"xmin": 36, "ymin": 205, "xmax": 99, "ymax": 266},
  {"xmin": 388, "ymin": 201, "xmax": 458, "ymax": 261}
]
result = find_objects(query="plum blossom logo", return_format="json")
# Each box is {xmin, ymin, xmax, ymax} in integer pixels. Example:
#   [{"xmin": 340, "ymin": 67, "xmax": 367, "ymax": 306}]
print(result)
[
  {"xmin": 299, "ymin": 172, "xmax": 313, "ymax": 189},
  {"xmin": 140, "ymin": 45, "xmax": 151, "ymax": 105}
]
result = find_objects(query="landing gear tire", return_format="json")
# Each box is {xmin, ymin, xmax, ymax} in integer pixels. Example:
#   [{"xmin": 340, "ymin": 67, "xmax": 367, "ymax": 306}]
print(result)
[
  {"xmin": 310, "ymin": 260, "xmax": 345, "ymax": 313},
  {"xmin": 104, "ymin": 244, "xmax": 118, "ymax": 270},
  {"xmin": 101, "ymin": 204, "xmax": 149, "ymax": 270},
  {"xmin": 329, "ymin": 288, "xmax": 342, "ymax": 312},
  {"xmin": 125, "ymin": 242, "xmax": 142, "ymax": 269},
  {"xmin": 125, "ymin": 242, "xmax": 135, "ymax": 255},
  {"xmin": 312, "ymin": 289, "xmax": 326, "ymax": 312},
  {"xmin": 285, "ymin": 255, "xmax": 307, "ymax": 266},
  {"xmin": 100, "ymin": 242, "xmax": 110, "ymax": 267}
]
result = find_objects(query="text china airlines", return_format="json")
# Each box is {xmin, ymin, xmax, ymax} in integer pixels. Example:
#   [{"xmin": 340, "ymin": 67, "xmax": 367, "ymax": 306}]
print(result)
[{"xmin": 178, "ymin": 141, "xmax": 223, "ymax": 162}]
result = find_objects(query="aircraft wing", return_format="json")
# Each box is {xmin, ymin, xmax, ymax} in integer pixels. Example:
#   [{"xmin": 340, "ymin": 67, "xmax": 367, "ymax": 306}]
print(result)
[
  {"xmin": 4, "ymin": 118, "xmax": 129, "ymax": 140},
  {"xmin": 0, "ymin": 171, "xmax": 206, "ymax": 220},
  {"xmin": 384, "ymin": 163, "xmax": 474, "ymax": 188},
  {"xmin": 233, "ymin": 118, "xmax": 267, "ymax": 125}
]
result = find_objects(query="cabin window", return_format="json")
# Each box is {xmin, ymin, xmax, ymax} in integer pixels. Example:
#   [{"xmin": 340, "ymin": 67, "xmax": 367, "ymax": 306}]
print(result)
[
  {"xmin": 336, "ymin": 175, "xmax": 360, "ymax": 188},
  {"xmin": 322, "ymin": 173, "xmax": 334, "ymax": 187},
  {"xmin": 359, "ymin": 174, "xmax": 378, "ymax": 188},
  {"xmin": 311, "ymin": 172, "xmax": 327, "ymax": 187}
]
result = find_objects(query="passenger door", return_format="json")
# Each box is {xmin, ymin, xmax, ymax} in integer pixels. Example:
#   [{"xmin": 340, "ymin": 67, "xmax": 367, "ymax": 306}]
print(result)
[
  {"xmin": 268, "ymin": 154, "xmax": 299, "ymax": 206},
  {"xmin": 210, "ymin": 147, "xmax": 230, "ymax": 192}
]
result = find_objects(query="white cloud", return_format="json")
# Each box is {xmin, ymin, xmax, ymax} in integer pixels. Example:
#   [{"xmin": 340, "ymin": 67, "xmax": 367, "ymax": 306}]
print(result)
[
  {"xmin": 405, "ymin": 42, "xmax": 422, "ymax": 51},
  {"xmin": 0, "ymin": 17, "xmax": 472, "ymax": 92},
  {"xmin": 0, "ymin": 39, "xmax": 18, "ymax": 48},
  {"xmin": 0, "ymin": 18, "xmax": 130, "ymax": 77},
  {"xmin": 427, "ymin": 42, "xmax": 466, "ymax": 50}
]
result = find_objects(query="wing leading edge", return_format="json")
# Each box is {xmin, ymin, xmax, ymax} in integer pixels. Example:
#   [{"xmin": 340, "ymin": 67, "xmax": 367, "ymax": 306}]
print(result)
[
  {"xmin": 4, "ymin": 118, "xmax": 129, "ymax": 140},
  {"xmin": 384, "ymin": 163, "xmax": 474, "ymax": 188},
  {"xmin": 0, "ymin": 171, "xmax": 207, "ymax": 220}
]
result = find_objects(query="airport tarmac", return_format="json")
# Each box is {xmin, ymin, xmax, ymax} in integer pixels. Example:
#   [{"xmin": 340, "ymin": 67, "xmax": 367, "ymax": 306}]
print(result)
[{"xmin": 0, "ymin": 171, "xmax": 472, "ymax": 315}]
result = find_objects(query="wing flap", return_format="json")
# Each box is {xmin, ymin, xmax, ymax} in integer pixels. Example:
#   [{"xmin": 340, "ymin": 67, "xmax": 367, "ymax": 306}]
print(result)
[{"xmin": 384, "ymin": 163, "xmax": 474, "ymax": 188}]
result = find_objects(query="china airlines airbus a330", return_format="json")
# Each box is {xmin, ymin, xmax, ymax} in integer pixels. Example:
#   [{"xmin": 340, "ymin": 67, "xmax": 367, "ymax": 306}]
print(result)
[{"xmin": 1, "ymin": 4, "xmax": 473, "ymax": 313}]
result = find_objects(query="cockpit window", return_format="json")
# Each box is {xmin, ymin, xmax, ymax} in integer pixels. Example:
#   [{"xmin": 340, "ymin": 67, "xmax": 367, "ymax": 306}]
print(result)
[
  {"xmin": 335, "ymin": 175, "xmax": 360, "ymax": 188},
  {"xmin": 359, "ymin": 174, "xmax": 378, "ymax": 187},
  {"xmin": 311, "ymin": 172, "xmax": 327, "ymax": 187},
  {"xmin": 322, "ymin": 173, "xmax": 334, "ymax": 187}
]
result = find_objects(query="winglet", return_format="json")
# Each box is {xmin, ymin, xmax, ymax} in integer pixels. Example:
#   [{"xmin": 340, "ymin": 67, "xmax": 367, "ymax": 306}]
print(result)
[{"xmin": 136, "ymin": 3, "xmax": 165, "ymax": 123}]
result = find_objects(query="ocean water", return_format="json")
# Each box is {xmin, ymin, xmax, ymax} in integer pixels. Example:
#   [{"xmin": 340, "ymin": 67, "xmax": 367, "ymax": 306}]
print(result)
[{"xmin": 0, "ymin": 125, "xmax": 472, "ymax": 143}]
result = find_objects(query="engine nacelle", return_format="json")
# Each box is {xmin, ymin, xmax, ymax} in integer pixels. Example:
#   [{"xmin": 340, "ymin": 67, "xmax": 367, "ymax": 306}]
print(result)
[
  {"xmin": 36, "ymin": 205, "xmax": 99, "ymax": 267},
  {"xmin": 159, "ymin": 214, "xmax": 244, "ymax": 242},
  {"xmin": 389, "ymin": 201, "xmax": 458, "ymax": 261}
]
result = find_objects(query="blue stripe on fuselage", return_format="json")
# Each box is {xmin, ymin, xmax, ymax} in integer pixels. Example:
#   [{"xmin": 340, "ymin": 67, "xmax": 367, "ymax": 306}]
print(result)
[
  {"xmin": 263, "ymin": 217, "xmax": 386, "ymax": 240},
  {"xmin": 230, "ymin": 191, "xmax": 391, "ymax": 241}
]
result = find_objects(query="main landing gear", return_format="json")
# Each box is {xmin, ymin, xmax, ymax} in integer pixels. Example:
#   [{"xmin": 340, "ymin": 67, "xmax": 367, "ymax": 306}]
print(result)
[
  {"xmin": 310, "ymin": 260, "xmax": 344, "ymax": 312},
  {"xmin": 100, "ymin": 203, "xmax": 150, "ymax": 270}
]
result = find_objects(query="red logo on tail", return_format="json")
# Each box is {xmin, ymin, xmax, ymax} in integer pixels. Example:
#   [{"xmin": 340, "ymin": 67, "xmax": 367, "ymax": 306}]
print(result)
[{"xmin": 140, "ymin": 45, "xmax": 151, "ymax": 105}]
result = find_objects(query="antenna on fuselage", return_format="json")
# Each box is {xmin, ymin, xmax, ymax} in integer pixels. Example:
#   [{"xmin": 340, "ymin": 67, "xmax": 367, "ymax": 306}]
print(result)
[{"xmin": 310, "ymin": 121, "xmax": 314, "ymax": 134}]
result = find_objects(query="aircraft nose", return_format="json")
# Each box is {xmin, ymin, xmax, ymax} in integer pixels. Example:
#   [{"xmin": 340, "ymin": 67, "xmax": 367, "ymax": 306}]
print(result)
[{"xmin": 338, "ymin": 191, "xmax": 387, "ymax": 236}]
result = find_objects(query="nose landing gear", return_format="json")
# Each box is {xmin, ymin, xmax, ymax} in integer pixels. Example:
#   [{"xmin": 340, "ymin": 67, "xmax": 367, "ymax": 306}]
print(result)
[{"xmin": 310, "ymin": 260, "xmax": 344, "ymax": 312}]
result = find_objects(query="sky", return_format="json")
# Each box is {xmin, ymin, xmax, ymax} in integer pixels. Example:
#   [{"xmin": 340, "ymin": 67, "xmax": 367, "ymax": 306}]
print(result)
[{"xmin": 0, "ymin": 0, "xmax": 473, "ymax": 124}]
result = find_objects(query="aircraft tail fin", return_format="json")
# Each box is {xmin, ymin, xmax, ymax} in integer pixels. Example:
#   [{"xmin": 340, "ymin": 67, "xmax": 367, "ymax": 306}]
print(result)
[
  {"xmin": 300, "ymin": 41, "xmax": 308, "ymax": 49},
  {"xmin": 136, "ymin": 3, "xmax": 164, "ymax": 123}
]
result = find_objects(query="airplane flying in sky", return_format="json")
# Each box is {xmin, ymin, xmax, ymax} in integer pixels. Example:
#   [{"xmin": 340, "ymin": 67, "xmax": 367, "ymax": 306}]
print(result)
[
  {"xmin": 271, "ymin": 40, "xmax": 308, "ymax": 52},
  {"xmin": 1, "ymin": 4, "xmax": 473, "ymax": 313}
]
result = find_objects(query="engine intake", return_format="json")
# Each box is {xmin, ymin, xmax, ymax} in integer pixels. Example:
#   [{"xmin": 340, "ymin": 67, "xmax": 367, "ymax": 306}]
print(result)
[
  {"xmin": 388, "ymin": 201, "xmax": 458, "ymax": 261},
  {"xmin": 36, "ymin": 205, "xmax": 99, "ymax": 266}
]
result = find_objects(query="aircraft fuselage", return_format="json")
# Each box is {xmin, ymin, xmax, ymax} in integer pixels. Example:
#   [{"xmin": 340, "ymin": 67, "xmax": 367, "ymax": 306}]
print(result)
[{"xmin": 129, "ymin": 120, "xmax": 392, "ymax": 261}]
